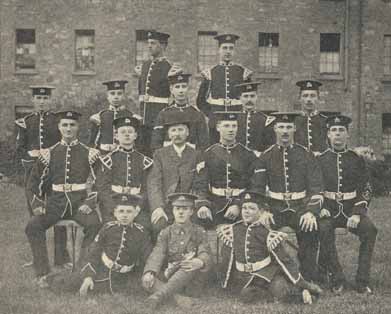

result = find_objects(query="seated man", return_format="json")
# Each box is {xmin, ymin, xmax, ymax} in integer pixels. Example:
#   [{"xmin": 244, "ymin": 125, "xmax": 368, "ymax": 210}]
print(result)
[
  {"xmin": 318, "ymin": 115, "xmax": 377, "ymax": 294},
  {"xmin": 142, "ymin": 193, "xmax": 211, "ymax": 309},
  {"xmin": 79, "ymin": 194, "xmax": 152, "ymax": 295},
  {"xmin": 218, "ymin": 191, "xmax": 322, "ymax": 304}
]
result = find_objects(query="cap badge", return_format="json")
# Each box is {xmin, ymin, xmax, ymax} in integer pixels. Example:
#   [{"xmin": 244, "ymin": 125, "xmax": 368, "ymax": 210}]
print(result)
[
  {"xmin": 178, "ymin": 196, "xmax": 186, "ymax": 201},
  {"xmin": 229, "ymin": 114, "xmax": 235, "ymax": 119},
  {"xmin": 244, "ymin": 193, "xmax": 251, "ymax": 199},
  {"xmin": 122, "ymin": 195, "xmax": 128, "ymax": 202},
  {"xmin": 114, "ymin": 82, "xmax": 120, "ymax": 88},
  {"xmin": 148, "ymin": 32, "xmax": 152, "ymax": 37},
  {"xmin": 306, "ymin": 82, "xmax": 312, "ymax": 88},
  {"xmin": 40, "ymin": 89, "xmax": 45, "ymax": 93},
  {"xmin": 66, "ymin": 112, "xmax": 73, "ymax": 117},
  {"xmin": 178, "ymin": 75, "xmax": 183, "ymax": 80},
  {"xmin": 125, "ymin": 118, "xmax": 130, "ymax": 123},
  {"xmin": 335, "ymin": 117, "xmax": 341, "ymax": 123},
  {"xmin": 226, "ymin": 35, "xmax": 231, "ymax": 40},
  {"xmin": 282, "ymin": 114, "xmax": 288, "ymax": 120}
]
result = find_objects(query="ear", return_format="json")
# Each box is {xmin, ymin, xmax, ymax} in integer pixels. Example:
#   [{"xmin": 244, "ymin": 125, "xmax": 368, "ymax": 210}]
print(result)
[{"xmin": 135, "ymin": 205, "xmax": 141, "ymax": 217}]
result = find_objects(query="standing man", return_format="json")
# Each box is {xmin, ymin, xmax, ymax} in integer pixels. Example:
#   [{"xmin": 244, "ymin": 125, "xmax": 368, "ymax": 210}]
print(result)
[
  {"xmin": 194, "ymin": 112, "xmax": 263, "ymax": 229},
  {"xmin": 147, "ymin": 113, "xmax": 209, "ymax": 236},
  {"xmin": 135, "ymin": 30, "xmax": 174, "ymax": 155},
  {"xmin": 15, "ymin": 85, "xmax": 68, "ymax": 268},
  {"xmin": 88, "ymin": 80, "xmax": 141, "ymax": 153},
  {"xmin": 255, "ymin": 112, "xmax": 324, "ymax": 283},
  {"xmin": 235, "ymin": 81, "xmax": 275, "ymax": 156},
  {"xmin": 25, "ymin": 110, "xmax": 102, "ymax": 288},
  {"xmin": 151, "ymin": 73, "xmax": 209, "ymax": 151},
  {"xmin": 294, "ymin": 80, "xmax": 328, "ymax": 155},
  {"xmin": 95, "ymin": 116, "xmax": 153, "ymax": 225},
  {"xmin": 317, "ymin": 115, "xmax": 377, "ymax": 294},
  {"xmin": 196, "ymin": 33, "xmax": 253, "ymax": 143}
]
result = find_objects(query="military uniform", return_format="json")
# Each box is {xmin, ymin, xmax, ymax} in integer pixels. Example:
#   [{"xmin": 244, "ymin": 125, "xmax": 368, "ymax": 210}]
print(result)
[
  {"xmin": 25, "ymin": 111, "xmax": 102, "ymax": 277},
  {"xmin": 143, "ymin": 222, "xmax": 211, "ymax": 300},
  {"xmin": 256, "ymin": 143, "xmax": 323, "ymax": 281},
  {"xmin": 96, "ymin": 146, "xmax": 153, "ymax": 223},
  {"xmin": 317, "ymin": 144, "xmax": 377, "ymax": 288},
  {"xmin": 294, "ymin": 111, "xmax": 328, "ymax": 154},
  {"xmin": 80, "ymin": 220, "xmax": 152, "ymax": 294}
]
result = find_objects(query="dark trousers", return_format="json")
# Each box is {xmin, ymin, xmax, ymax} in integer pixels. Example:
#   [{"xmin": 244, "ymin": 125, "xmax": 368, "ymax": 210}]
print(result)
[
  {"xmin": 318, "ymin": 215, "xmax": 377, "ymax": 286},
  {"xmin": 25, "ymin": 209, "xmax": 101, "ymax": 277},
  {"xmin": 271, "ymin": 210, "xmax": 319, "ymax": 282}
]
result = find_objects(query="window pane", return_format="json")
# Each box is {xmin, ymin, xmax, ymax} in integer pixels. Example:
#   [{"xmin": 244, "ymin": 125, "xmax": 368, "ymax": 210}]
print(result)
[
  {"xmin": 15, "ymin": 29, "xmax": 36, "ymax": 71},
  {"xmin": 320, "ymin": 33, "xmax": 340, "ymax": 52},
  {"xmin": 75, "ymin": 30, "xmax": 95, "ymax": 72},
  {"xmin": 135, "ymin": 30, "xmax": 150, "ymax": 67},
  {"xmin": 258, "ymin": 33, "xmax": 279, "ymax": 73},
  {"xmin": 320, "ymin": 33, "xmax": 341, "ymax": 74},
  {"xmin": 198, "ymin": 31, "xmax": 218, "ymax": 72}
]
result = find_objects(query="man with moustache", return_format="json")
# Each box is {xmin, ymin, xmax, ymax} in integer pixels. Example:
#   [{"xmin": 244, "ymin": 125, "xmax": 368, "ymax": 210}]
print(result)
[
  {"xmin": 88, "ymin": 80, "xmax": 141, "ymax": 153},
  {"xmin": 294, "ymin": 80, "xmax": 328, "ymax": 155},
  {"xmin": 151, "ymin": 72, "xmax": 209, "ymax": 151},
  {"xmin": 255, "ymin": 112, "xmax": 323, "ymax": 283},
  {"xmin": 235, "ymin": 81, "xmax": 275, "ymax": 156},
  {"xmin": 317, "ymin": 115, "xmax": 377, "ymax": 294},
  {"xmin": 15, "ymin": 85, "xmax": 68, "ymax": 268}
]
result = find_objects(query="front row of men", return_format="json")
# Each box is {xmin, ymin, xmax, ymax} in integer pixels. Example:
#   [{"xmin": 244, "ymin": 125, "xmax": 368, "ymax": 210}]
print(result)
[{"xmin": 23, "ymin": 106, "xmax": 377, "ymax": 307}]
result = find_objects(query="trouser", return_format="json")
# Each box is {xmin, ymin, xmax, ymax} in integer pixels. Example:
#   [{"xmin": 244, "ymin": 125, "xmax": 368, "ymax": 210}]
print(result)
[
  {"xmin": 22, "ymin": 159, "xmax": 69, "ymax": 266},
  {"xmin": 25, "ymin": 209, "xmax": 101, "ymax": 277},
  {"xmin": 271, "ymin": 210, "xmax": 319, "ymax": 282},
  {"xmin": 318, "ymin": 215, "xmax": 377, "ymax": 286}
]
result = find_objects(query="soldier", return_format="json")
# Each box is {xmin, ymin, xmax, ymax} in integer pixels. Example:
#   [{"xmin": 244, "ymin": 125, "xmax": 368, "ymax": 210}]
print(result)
[
  {"xmin": 135, "ymin": 30, "xmax": 174, "ymax": 155},
  {"xmin": 151, "ymin": 72, "xmax": 209, "ymax": 151},
  {"xmin": 294, "ymin": 80, "xmax": 328, "ymax": 155},
  {"xmin": 88, "ymin": 80, "xmax": 141, "ymax": 153},
  {"xmin": 147, "ymin": 112, "xmax": 209, "ymax": 236},
  {"xmin": 79, "ymin": 194, "xmax": 152, "ymax": 296},
  {"xmin": 255, "ymin": 112, "xmax": 323, "ymax": 283},
  {"xmin": 196, "ymin": 33, "xmax": 253, "ymax": 143},
  {"xmin": 235, "ymin": 81, "xmax": 275, "ymax": 156},
  {"xmin": 218, "ymin": 191, "xmax": 322, "ymax": 304},
  {"xmin": 317, "ymin": 115, "xmax": 377, "ymax": 294},
  {"xmin": 25, "ymin": 110, "xmax": 102, "ymax": 288},
  {"xmin": 142, "ymin": 193, "xmax": 211, "ymax": 309},
  {"xmin": 15, "ymin": 85, "xmax": 68, "ymax": 268},
  {"xmin": 194, "ymin": 112, "xmax": 263, "ymax": 229}
]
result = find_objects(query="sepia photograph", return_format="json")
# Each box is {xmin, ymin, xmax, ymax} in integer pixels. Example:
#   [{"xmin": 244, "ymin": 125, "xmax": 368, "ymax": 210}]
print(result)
[{"xmin": 0, "ymin": 0, "xmax": 390, "ymax": 313}]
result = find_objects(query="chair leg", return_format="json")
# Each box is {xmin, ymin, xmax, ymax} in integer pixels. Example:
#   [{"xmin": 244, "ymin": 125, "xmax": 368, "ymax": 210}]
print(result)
[{"xmin": 71, "ymin": 225, "xmax": 76, "ymax": 272}]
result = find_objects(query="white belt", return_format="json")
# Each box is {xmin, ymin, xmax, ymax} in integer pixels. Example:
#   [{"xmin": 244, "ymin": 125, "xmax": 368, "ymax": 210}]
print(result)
[
  {"xmin": 269, "ymin": 191, "xmax": 306, "ymax": 201},
  {"xmin": 324, "ymin": 191, "xmax": 357, "ymax": 201},
  {"xmin": 111, "ymin": 185, "xmax": 141, "ymax": 195},
  {"xmin": 207, "ymin": 97, "xmax": 242, "ymax": 106},
  {"xmin": 236, "ymin": 257, "xmax": 272, "ymax": 273},
  {"xmin": 101, "ymin": 252, "xmax": 134, "ymax": 273},
  {"xmin": 28, "ymin": 150, "xmax": 40, "ymax": 158},
  {"xmin": 100, "ymin": 144, "xmax": 117, "ymax": 152},
  {"xmin": 52, "ymin": 183, "xmax": 87, "ymax": 192},
  {"xmin": 139, "ymin": 95, "xmax": 169, "ymax": 104},
  {"xmin": 211, "ymin": 187, "xmax": 245, "ymax": 197}
]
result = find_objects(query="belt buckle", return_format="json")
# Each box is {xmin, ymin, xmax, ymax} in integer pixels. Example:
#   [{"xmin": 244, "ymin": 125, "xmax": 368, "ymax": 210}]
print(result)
[
  {"xmin": 335, "ymin": 192, "xmax": 343, "ymax": 201},
  {"xmin": 224, "ymin": 98, "xmax": 231, "ymax": 106},
  {"xmin": 243, "ymin": 264, "xmax": 253, "ymax": 273},
  {"xmin": 144, "ymin": 95, "xmax": 150, "ymax": 102},
  {"xmin": 283, "ymin": 193, "xmax": 292, "ymax": 201},
  {"xmin": 63, "ymin": 184, "xmax": 72, "ymax": 192},
  {"xmin": 224, "ymin": 188, "xmax": 233, "ymax": 198}
]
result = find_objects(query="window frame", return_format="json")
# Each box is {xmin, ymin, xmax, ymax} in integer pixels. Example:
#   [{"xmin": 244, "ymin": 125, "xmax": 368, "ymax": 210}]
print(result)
[
  {"xmin": 15, "ymin": 28, "xmax": 37, "ymax": 74},
  {"xmin": 258, "ymin": 32, "xmax": 280, "ymax": 74},
  {"xmin": 197, "ymin": 30, "xmax": 218, "ymax": 73},
  {"xmin": 319, "ymin": 33, "xmax": 342, "ymax": 76},
  {"xmin": 74, "ymin": 29, "xmax": 96, "ymax": 74}
]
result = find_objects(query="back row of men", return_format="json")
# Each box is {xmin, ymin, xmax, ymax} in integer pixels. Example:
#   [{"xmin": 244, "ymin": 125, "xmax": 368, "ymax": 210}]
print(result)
[{"xmin": 16, "ymin": 30, "xmax": 377, "ymax": 304}]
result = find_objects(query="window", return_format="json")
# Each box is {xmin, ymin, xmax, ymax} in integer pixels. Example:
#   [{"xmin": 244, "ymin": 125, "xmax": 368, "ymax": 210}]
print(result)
[
  {"xmin": 382, "ymin": 113, "xmax": 391, "ymax": 155},
  {"xmin": 75, "ymin": 30, "xmax": 95, "ymax": 72},
  {"xmin": 384, "ymin": 35, "xmax": 391, "ymax": 75},
  {"xmin": 258, "ymin": 33, "xmax": 279, "ymax": 73},
  {"xmin": 135, "ymin": 30, "xmax": 150, "ymax": 67},
  {"xmin": 320, "ymin": 33, "xmax": 341, "ymax": 74},
  {"xmin": 197, "ymin": 31, "xmax": 218, "ymax": 72},
  {"xmin": 15, "ymin": 29, "xmax": 36, "ymax": 71}
]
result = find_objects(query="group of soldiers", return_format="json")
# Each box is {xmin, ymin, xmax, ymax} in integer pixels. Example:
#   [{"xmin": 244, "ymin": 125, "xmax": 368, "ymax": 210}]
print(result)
[{"xmin": 16, "ymin": 30, "xmax": 378, "ymax": 309}]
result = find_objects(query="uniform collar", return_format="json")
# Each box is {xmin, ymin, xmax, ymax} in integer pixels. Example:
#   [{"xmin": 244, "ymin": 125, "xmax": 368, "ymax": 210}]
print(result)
[
  {"xmin": 219, "ymin": 142, "xmax": 238, "ymax": 150},
  {"xmin": 172, "ymin": 102, "xmax": 190, "ymax": 109},
  {"xmin": 243, "ymin": 108, "xmax": 256, "ymax": 113},
  {"xmin": 118, "ymin": 146, "xmax": 135, "ymax": 153},
  {"xmin": 172, "ymin": 143, "xmax": 187, "ymax": 157},
  {"xmin": 219, "ymin": 61, "xmax": 234, "ymax": 66},
  {"xmin": 60, "ymin": 139, "xmax": 79, "ymax": 146},
  {"xmin": 109, "ymin": 104, "xmax": 126, "ymax": 111},
  {"xmin": 330, "ymin": 146, "xmax": 348, "ymax": 154},
  {"xmin": 172, "ymin": 222, "xmax": 192, "ymax": 234},
  {"xmin": 277, "ymin": 143, "xmax": 294, "ymax": 150},
  {"xmin": 152, "ymin": 56, "xmax": 166, "ymax": 62},
  {"xmin": 303, "ymin": 110, "xmax": 319, "ymax": 117}
]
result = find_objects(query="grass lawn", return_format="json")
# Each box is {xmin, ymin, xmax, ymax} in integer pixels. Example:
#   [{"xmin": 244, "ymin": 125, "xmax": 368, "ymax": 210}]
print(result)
[{"xmin": 0, "ymin": 183, "xmax": 390, "ymax": 314}]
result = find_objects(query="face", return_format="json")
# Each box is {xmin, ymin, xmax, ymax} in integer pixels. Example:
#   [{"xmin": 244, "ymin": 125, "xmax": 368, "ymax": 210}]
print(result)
[
  {"xmin": 167, "ymin": 124, "xmax": 189, "ymax": 145},
  {"xmin": 241, "ymin": 202, "xmax": 261, "ymax": 224},
  {"xmin": 107, "ymin": 89, "xmax": 124, "ymax": 108},
  {"xmin": 148, "ymin": 39, "xmax": 164, "ymax": 58},
  {"xmin": 274, "ymin": 122, "xmax": 296, "ymax": 146},
  {"xmin": 114, "ymin": 205, "xmax": 140, "ymax": 225},
  {"xmin": 172, "ymin": 205, "xmax": 193, "ymax": 224},
  {"xmin": 328, "ymin": 126, "xmax": 349, "ymax": 149},
  {"xmin": 58, "ymin": 119, "xmax": 79, "ymax": 141},
  {"xmin": 240, "ymin": 91, "xmax": 257, "ymax": 110},
  {"xmin": 216, "ymin": 120, "xmax": 238, "ymax": 143},
  {"xmin": 170, "ymin": 82, "xmax": 189, "ymax": 102},
  {"xmin": 299, "ymin": 90, "xmax": 320, "ymax": 112},
  {"xmin": 219, "ymin": 43, "xmax": 235, "ymax": 62},
  {"xmin": 116, "ymin": 126, "xmax": 137, "ymax": 147},
  {"xmin": 32, "ymin": 95, "xmax": 51, "ymax": 112}
]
